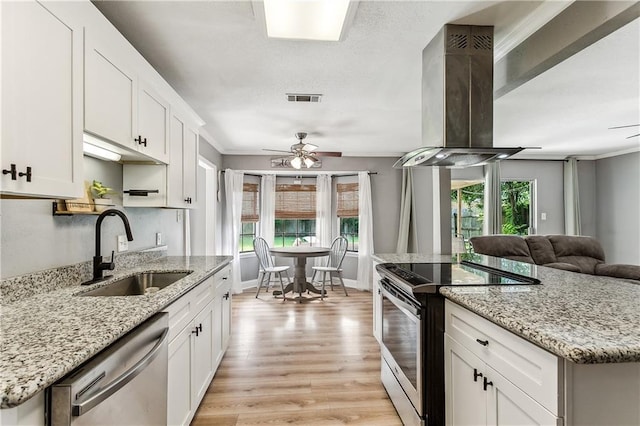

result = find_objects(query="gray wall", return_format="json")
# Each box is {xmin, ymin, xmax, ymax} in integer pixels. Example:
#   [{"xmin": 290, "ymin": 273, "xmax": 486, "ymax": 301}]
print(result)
[
  {"xmin": 0, "ymin": 157, "xmax": 185, "ymax": 278},
  {"xmin": 595, "ymin": 152, "xmax": 640, "ymax": 264}
]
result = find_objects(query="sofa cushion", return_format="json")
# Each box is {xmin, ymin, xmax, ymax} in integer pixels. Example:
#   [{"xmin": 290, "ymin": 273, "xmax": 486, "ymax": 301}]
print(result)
[
  {"xmin": 525, "ymin": 236, "xmax": 557, "ymax": 265},
  {"xmin": 469, "ymin": 235, "xmax": 534, "ymax": 263},
  {"xmin": 543, "ymin": 262, "xmax": 582, "ymax": 273},
  {"xmin": 595, "ymin": 264, "xmax": 640, "ymax": 281},
  {"xmin": 547, "ymin": 235, "xmax": 605, "ymax": 274}
]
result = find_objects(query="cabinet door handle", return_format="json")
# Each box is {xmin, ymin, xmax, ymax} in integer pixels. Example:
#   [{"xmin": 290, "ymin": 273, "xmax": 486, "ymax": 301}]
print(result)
[
  {"xmin": 476, "ymin": 338, "xmax": 489, "ymax": 346},
  {"xmin": 483, "ymin": 377, "xmax": 493, "ymax": 391},
  {"xmin": 18, "ymin": 166, "xmax": 32, "ymax": 182},
  {"xmin": 192, "ymin": 326, "xmax": 199, "ymax": 337},
  {"xmin": 2, "ymin": 164, "xmax": 17, "ymax": 180},
  {"xmin": 135, "ymin": 136, "xmax": 147, "ymax": 147},
  {"xmin": 184, "ymin": 197, "xmax": 192, "ymax": 204},
  {"xmin": 198, "ymin": 323, "xmax": 203, "ymax": 332},
  {"xmin": 473, "ymin": 368, "xmax": 483, "ymax": 382},
  {"xmin": 223, "ymin": 292, "xmax": 230, "ymax": 300}
]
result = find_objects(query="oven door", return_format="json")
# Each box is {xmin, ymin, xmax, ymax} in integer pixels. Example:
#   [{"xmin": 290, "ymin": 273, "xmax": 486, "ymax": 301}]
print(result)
[{"xmin": 379, "ymin": 279, "xmax": 423, "ymax": 416}]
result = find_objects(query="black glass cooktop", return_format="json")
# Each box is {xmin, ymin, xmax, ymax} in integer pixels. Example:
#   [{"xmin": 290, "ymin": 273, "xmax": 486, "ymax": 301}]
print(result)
[{"xmin": 378, "ymin": 260, "xmax": 540, "ymax": 294}]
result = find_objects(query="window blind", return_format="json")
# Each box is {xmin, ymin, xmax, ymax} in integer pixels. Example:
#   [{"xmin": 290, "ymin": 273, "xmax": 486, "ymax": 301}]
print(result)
[
  {"xmin": 275, "ymin": 184, "xmax": 316, "ymax": 219},
  {"xmin": 242, "ymin": 183, "xmax": 259, "ymax": 222},
  {"xmin": 337, "ymin": 183, "xmax": 358, "ymax": 217}
]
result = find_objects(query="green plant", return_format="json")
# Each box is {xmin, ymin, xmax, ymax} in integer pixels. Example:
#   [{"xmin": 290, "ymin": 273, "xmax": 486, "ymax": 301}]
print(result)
[{"xmin": 90, "ymin": 180, "xmax": 116, "ymax": 199}]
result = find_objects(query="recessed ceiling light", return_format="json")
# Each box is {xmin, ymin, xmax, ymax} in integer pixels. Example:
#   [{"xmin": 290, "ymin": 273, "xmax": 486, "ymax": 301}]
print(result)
[{"xmin": 264, "ymin": 0, "xmax": 351, "ymax": 41}]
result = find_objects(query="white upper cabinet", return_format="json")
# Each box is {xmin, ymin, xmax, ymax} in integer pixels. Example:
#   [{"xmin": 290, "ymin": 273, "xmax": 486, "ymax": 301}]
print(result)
[
  {"xmin": 84, "ymin": 30, "xmax": 136, "ymax": 152},
  {"xmin": 137, "ymin": 81, "xmax": 170, "ymax": 163},
  {"xmin": 1, "ymin": 1, "xmax": 83, "ymax": 198},
  {"xmin": 167, "ymin": 114, "xmax": 196, "ymax": 208},
  {"xmin": 131, "ymin": 111, "xmax": 199, "ymax": 209},
  {"xmin": 84, "ymin": 30, "xmax": 170, "ymax": 164}
]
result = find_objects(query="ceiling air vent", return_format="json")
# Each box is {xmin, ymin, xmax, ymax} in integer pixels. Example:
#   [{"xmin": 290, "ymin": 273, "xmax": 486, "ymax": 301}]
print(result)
[{"xmin": 286, "ymin": 93, "xmax": 322, "ymax": 103}]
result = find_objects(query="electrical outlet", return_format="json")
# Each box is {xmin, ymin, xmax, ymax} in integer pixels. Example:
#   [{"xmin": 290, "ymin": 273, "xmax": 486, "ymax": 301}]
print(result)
[
  {"xmin": 117, "ymin": 235, "xmax": 128, "ymax": 252},
  {"xmin": 156, "ymin": 232, "xmax": 162, "ymax": 246},
  {"xmin": 541, "ymin": 212, "xmax": 547, "ymax": 221},
  {"xmin": 176, "ymin": 210, "xmax": 183, "ymax": 222}
]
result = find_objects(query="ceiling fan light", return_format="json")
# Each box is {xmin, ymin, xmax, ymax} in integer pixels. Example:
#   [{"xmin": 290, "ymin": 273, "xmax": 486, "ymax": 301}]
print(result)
[
  {"xmin": 290, "ymin": 156, "xmax": 303, "ymax": 169},
  {"xmin": 304, "ymin": 156, "xmax": 317, "ymax": 168}
]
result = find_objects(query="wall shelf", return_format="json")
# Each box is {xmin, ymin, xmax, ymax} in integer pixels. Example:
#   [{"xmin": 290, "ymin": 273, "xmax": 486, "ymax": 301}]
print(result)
[{"xmin": 52, "ymin": 201, "xmax": 114, "ymax": 216}]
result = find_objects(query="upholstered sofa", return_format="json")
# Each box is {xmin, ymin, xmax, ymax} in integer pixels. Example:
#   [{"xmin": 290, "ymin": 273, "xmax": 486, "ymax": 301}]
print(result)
[{"xmin": 469, "ymin": 234, "xmax": 640, "ymax": 281}]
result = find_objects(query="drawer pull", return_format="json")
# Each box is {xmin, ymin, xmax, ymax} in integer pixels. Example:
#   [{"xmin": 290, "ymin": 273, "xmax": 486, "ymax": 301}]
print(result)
[
  {"xmin": 473, "ymin": 368, "xmax": 483, "ymax": 382},
  {"xmin": 483, "ymin": 377, "xmax": 493, "ymax": 391},
  {"xmin": 476, "ymin": 338, "xmax": 489, "ymax": 346}
]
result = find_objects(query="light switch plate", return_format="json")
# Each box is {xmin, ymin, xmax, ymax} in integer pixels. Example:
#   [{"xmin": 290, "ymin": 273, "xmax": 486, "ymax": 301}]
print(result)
[
  {"xmin": 117, "ymin": 235, "xmax": 128, "ymax": 252},
  {"xmin": 156, "ymin": 232, "xmax": 162, "ymax": 246}
]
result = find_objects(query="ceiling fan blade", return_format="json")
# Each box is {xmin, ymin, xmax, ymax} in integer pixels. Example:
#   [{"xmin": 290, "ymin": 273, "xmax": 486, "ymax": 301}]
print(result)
[
  {"xmin": 609, "ymin": 124, "xmax": 640, "ymax": 129},
  {"xmin": 314, "ymin": 151, "xmax": 342, "ymax": 157}
]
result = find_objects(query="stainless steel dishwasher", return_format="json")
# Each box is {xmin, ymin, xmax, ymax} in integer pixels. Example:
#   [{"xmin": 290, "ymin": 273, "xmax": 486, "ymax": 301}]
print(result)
[{"xmin": 48, "ymin": 312, "xmax": 169, "ymax": 426}]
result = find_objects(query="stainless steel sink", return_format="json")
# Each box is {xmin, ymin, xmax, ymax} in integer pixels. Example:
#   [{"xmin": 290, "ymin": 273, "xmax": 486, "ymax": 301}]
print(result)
[{"xmin": 79, "ymin": 272, "xmax": 192, "ymax": 296}]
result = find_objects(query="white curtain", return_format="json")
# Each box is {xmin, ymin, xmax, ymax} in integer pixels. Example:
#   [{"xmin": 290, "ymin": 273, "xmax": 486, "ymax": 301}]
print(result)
[
  {"xmin": 357, "ymin": 172, "xmax": 374, "ymax": 290},
  {"xmin": 564, "ymin": 158, "xmax": 582, "ymax": 235},
  {"xmin": 223, "ymin": 169, "xmax": 244, "ymax": 293},
  {"xmin": 396, "ymin": 168, "xmax": 417, "ymax": 253},
  {"xmin": 483, "ymin": 163, "xmax": 502, "ymax": 235},
  {"xmin": 258, "ymin": 174, "xmax": 276, "ymax": 245},
  {"xmin": 315, "ymin": 174, "xmax": 332, "ymax": 266}
]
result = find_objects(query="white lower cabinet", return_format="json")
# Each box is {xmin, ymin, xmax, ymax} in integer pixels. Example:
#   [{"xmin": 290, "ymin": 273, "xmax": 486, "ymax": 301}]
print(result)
[
  {"xmin": 167, "ymin": 323, "xmax": 195, "ymax": 426},
  {"xmin": 165, "ymin": 265, "xmax": 232, "ymax": 426},
  {"xmin": 445, "ymin": 300, "xmax": 561, "ymax": 426},
  {"xmin": 445, "ymin": 335, "xmax": 557, "ymax": 426}
]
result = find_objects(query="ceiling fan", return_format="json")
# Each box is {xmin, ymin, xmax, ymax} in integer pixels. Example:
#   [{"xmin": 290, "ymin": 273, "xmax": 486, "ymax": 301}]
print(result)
[{"xmin": 264, "ymin": 132, "xmax": 342, "ymax": 169}]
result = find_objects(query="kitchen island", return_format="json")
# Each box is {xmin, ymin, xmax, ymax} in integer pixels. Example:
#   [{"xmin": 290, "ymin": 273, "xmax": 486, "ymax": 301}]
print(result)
[
  {"xmin": 372, "ymin": 253, "xmax": 640, "ymax": 425},
  {"xmin": 0, "ymin": 251, "xmax": 232, "ymax": 414}
]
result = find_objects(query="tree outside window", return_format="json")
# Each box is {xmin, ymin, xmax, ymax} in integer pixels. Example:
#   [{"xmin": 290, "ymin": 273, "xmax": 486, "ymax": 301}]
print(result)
[
  {"xmin": 451, "ymin": 180, "xmax": 533, "ymax": 240},
  {"xmin": 337, "ymin": 183, "xmax": 359, "ymax": 251},
  {"xmin": 273, "ymin": 183, "xmax": 316, "ymax": 247}
]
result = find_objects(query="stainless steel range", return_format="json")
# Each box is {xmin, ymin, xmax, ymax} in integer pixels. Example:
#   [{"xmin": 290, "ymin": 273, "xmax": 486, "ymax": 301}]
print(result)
[{"xmin": 376, "ymin": 259, "xmax": 539, "ymax": 426}]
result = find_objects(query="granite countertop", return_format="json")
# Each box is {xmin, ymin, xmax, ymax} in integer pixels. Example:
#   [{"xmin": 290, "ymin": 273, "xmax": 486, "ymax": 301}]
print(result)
[
  {"xmin": 0, "ymin": 255, "xmax": 231, "ymax": 409},
  {"xmin": 373, "ymin": 253, "xmax": 640, "ymax": 364}
]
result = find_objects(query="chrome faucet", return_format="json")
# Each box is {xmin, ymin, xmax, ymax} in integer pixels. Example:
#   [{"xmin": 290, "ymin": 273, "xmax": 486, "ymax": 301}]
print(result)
[{"xmin": 83, "ymin": 209, "xmax": 134, "ymax": 285}]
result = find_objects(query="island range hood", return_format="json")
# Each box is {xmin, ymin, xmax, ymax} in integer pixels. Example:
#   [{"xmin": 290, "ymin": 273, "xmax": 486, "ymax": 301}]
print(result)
[{"xmin": 395, "ymin": 24, "xmax": 524, "ymax": 168}]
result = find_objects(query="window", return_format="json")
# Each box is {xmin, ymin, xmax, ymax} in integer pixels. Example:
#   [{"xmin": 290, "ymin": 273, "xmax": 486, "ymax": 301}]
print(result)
[
  {"xmin": 451, "ymin": 180, "xmax": 534, "ymax": 242},
  {"xmin": 274, "ymin": 184, "xmax": 316, "ymax": 247},
  {"xmin": 337, "ymin": 183, "xmax": 359, "ymax": 251},
  {"xmin": 240, "ymin": 182, "xmax": 259, "ymax": 252}
]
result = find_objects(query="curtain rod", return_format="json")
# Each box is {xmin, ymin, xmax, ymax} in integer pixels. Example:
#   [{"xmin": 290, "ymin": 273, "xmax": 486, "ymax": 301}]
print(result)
[{"xmin": 221, "ymin": 171, "xmax": 377, "ymax": 178}]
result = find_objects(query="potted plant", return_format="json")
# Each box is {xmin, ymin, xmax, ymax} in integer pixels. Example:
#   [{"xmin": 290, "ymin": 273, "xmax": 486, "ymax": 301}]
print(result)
[{"xmin": 90, "ymin": 180, "xmax": 116, "ymax": 212}]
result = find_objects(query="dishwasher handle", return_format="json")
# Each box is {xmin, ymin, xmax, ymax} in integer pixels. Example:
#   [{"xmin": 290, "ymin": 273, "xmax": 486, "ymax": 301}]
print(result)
[{"xmin": 72, "ymin": 327, "xmax": 169, "ymax": 416}]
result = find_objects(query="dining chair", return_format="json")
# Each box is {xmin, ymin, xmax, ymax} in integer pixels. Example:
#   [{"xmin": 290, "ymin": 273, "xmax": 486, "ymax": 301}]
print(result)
[
  {"xmin": 253, "ymin": 237, "xmax": 291, "ymax": 301},
  {"xmin": 311, "ymin": 236, "xmax": 349, "ymax": 300}
]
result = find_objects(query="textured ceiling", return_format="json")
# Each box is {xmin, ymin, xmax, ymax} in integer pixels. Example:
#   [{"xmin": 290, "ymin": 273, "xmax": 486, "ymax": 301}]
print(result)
[{"xmin": 93, "ymin": 1, "xmax": 639, "ymax": 160}]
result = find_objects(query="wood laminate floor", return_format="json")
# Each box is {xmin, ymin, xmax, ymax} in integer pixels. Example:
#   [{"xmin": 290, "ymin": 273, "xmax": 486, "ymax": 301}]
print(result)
[{"xmin": 191, "ymin": 287, "xmax": 402, "ymax": 425}]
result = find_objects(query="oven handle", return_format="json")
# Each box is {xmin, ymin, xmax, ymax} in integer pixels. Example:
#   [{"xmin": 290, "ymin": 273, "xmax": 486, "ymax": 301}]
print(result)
[{"xmin": 380, "ymin": 285, "xmax": 421, "ymax": 320}]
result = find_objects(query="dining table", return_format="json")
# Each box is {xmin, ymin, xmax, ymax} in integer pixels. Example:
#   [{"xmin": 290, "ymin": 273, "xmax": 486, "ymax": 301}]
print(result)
[{"xmin": 269, "ymin": 246, "xmax": 330, "ymax": 301}]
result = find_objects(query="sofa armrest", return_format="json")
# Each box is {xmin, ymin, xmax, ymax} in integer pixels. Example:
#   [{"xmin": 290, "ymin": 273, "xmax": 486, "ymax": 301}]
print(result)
[
  {"xmin": 542, "ymin": 262, "xmax": 582, "ymax": 273},
  {"xmin": 595, "ymin": 263, "xmax": 640, "ymax": 281}
]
